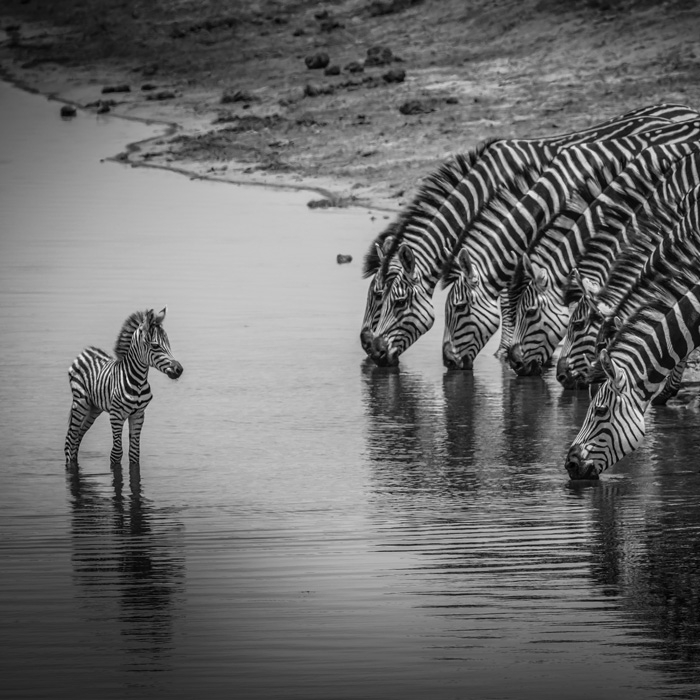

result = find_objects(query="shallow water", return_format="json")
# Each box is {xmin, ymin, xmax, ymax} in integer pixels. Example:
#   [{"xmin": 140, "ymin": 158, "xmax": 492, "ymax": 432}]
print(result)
[{"xmin": 3, "ymin": 81, "xmax": 700, "ymax": 699}]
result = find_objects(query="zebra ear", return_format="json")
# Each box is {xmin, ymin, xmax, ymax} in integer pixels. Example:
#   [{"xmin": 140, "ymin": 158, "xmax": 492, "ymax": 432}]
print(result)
[
  {"xmin": 613, "ymin": 315, "xmax": 623, "ymax": 331},
  {"xmin": 154, "ymin": 307, "xmax": 167, "ymax": 325},
  {"xmin": 376, "ymin": 234, "xmax": 394, "ymax": 262},
  {"xmin": 524, "ymin": 254, "xmax": 547, "ymax": 291},
  {"xmin": 599, "ymin": 348, "xmax": 624, "ymax": 393},
  {"xmin": 398, "ymin": 244, "xmax": 416, "ymax": 280},
  {"xmin": 457, "ymin": 247, "xmax": 478, "ymax": 284}
]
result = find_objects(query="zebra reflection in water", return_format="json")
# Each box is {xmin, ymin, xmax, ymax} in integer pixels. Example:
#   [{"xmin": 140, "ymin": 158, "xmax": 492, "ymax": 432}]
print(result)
[{"xmin": 64, "ymin": 308, "xmax": 183, "ymax": 467}]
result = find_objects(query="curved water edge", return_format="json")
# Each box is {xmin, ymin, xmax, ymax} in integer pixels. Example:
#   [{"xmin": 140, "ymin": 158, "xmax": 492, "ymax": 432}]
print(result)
[
  {"xmin": 4, "ymin": 78, "xmax": 700, "ymax": 699},
  {"xmin": 0, "ymin": 61, "xmax": 372, "ymax": 209}
]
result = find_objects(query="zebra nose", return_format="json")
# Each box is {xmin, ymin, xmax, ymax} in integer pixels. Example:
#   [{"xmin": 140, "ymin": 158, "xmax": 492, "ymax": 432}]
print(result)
[
  {"xmin": 443, "ymin": 346, "xmax": 472, "ymax": 370},
  {"xmin": 565, "ymin": 444, "xmax": 599, "ymax": 480},
  {"xmin": 370, "ymin": 336, "xmax": 391, "ymax": 366},
  {"xmin": 360, "ymin": 327, "xmax": 374, "ymax": 355},
  {"xmin": 507, "ymin": 343, "xmax": 524, "ymax": 372},
  {"xmin": 169, "ymin": 362, "xmax": 183, "ymax": 379}
]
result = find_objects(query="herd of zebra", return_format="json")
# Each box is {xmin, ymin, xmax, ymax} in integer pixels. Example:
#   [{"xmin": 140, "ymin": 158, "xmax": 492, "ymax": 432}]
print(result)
[{"xmin": 359, "ymin": 103, "xmax": 700, "ymax": 480}]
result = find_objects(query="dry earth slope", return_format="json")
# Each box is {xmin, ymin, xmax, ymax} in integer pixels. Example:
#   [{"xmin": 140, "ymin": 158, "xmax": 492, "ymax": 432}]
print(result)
[{"xmin": 1, "ymin": 0, "xmax": 699, "ymax": 209}]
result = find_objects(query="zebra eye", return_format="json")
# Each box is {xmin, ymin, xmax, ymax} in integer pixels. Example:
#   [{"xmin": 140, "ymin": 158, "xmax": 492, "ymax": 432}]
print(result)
[
  {"xmin": 593, "ymin": 404, "xmax": 609, "ymax": 418},
  {"xmin": 525, "ymin": 306, "xmax": 539, "ymax": 318},
  {"xmin": 570, "ymin": 318, "xmax": 586, "ymax": 331},
  {"xmin": 394, "ymin": 294, "xmax": 408, "ymax": 309}
]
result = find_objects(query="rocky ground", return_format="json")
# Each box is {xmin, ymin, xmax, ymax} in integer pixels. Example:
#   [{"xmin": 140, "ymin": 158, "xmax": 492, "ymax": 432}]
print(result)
[{"xmin": 1, "ymin": 0, "xmax": 699, "ymax": 211}]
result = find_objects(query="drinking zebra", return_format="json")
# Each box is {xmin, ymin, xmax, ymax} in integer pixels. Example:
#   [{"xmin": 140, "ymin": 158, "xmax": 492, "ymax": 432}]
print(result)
[
  {"xmin": 439, "ymin": 118, "xmax": 700, "ymax": 370},
  {"xmin": 64, "ymin": 308, "xmax": 183, "ymax": 466},
  {"xmin": 505, "ymin": 142, "xmax": 700, "ymax": 376},
  {"xmin": 565, "ymin": 186, "xmax": 700, "ymax": 479},
  {"xmin": 361, "ymin": 104, "xmax": 696, "ymax": 367},
  {"xmin": 556, "ymin": 149, "xmax": 700, "ymax": 388}
]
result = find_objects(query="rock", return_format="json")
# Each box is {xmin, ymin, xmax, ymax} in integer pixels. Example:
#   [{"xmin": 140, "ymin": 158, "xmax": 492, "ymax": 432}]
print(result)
[
  {"xmin": 305, "ymin": 52, "xmax": 330, "ymax": 69},
  {"xmin": 324, "ymin": 64, "xmax": 341, "ymax": 76},
  {"xmin": 221, "ymin": 89, "xmax": 257, "ymax": 104},
  {"xmin": 344, "ymin": 61, "xmax": 364, "ymax": 73},
  {"xmin": 96, "ymin": 102, "xmax": 111, "ymax": 114},
  {"xmin": 304, "ymin": 83, "xmax": 335, "ymax": 97},
  {"xmin": 320, "ymin": 19, "xmax": 343, "ymax": 32},
  {"xmin": 445, "ymin": 96, "xmax": 459, "ymax": 104},
  {"xmin": 336, "ymin": 254, "xmax": 353, "ymax": 264},
  {"xmin": 101, "ymin": 84, "xmax": 131, "ymax": 94},
  {"xmin": 398, "ymin": 99, "xmax": 435, "ymax": 115},
  {"xmin": 146, "ymin": 90, "xmax": 176, "ymax": 101},
  {"xmin": 382, "ymin": 68, "xmax": 406, "ymax": 83},
  {"xmin": 365, "ymin": 46, "xmax": 393, "ymax": 67},
  {"xmin": 60, "ymin": 104, "xmax": 77, "ymax": 118}
]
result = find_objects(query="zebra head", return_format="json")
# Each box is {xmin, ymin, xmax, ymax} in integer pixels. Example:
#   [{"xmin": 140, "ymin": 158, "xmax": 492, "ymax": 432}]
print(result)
[
  {"xmin": 442, "ymin": 247, "xmax": 500, "ymax": 370},
  {"xmin": 132, "ymin": 308, "xmax": 183, "ymax": 379},
  {"xmin": 369, "ymin": 244, "xmax": 434, "ymax": 367},
  {"xmin": 565, "ymin": 349, "xmax": 645, "ymax": 479},
  {"xmin": 507, "ymin": 254, "xmax": 570, "ymax": 376},
  {"xmin": 556, "ymin": 273, "xmax": 603, "ymax": 388},
  {"xmin": 360, "ymin": 229, "xmax": 396, "ymax": 356}
]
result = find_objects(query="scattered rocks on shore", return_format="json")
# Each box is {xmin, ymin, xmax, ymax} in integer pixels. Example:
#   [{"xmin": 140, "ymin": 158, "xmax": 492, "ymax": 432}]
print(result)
[
  {"xmin": 336, "ymin": 254, "xmax": 353, "ymax": 264},
  {"xmin": 101, "ymin": 84, "xmax": 131, "ymax": 94},
  {"xmin": 59, "ymin": 104, "xmax": 76, "ymax": 118},
  {"xmin": 305, "ymin": 52, "xmax": 330, "ymax": 69}
]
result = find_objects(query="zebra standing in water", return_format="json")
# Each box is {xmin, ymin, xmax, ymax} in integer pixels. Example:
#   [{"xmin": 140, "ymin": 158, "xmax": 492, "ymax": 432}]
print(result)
[
  {"xmin": 505, "ymin": 141, "xmax": 700, "ymax": 376},
  {"xmin": 438, "ymin": 118, "xmax": 700, "ymax": 370},
  {"xmin": 361, "ymin": 104, "xmax": 697, "ymax": 366},
  {"xmin": 565, "ymin": 186, "xmax": 700, "ymax": 479},
  {"xmin": 65, "ymin": 308, "xmax": 183, "ymax": 466},
  {"xmin": 556, "ymin": 149, "xmax": 700, "ymax": 388}
]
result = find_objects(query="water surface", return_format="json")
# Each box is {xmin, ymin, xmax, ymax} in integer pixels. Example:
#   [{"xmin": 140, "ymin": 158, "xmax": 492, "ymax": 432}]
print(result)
[{"xmin": 2, "ymin": 80, "xmax": 700, "ymax": 699}]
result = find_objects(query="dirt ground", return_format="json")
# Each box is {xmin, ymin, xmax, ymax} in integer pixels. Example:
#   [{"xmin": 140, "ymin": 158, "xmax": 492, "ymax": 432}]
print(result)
[{"xmin": 1, "ymin": 0, "xmax": 699, "ymax": 211}]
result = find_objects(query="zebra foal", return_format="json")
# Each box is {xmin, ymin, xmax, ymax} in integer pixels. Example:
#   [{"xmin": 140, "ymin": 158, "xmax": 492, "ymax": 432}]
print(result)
[{"xmin": 64, "ymin": 308, "xmax": 183, "ymax": 466}]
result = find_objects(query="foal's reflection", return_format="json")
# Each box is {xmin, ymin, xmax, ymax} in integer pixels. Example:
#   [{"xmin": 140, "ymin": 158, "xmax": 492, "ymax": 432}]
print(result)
[{"xmin": 65, "ymin": 463, "xmax": 185, "ymax": 670}]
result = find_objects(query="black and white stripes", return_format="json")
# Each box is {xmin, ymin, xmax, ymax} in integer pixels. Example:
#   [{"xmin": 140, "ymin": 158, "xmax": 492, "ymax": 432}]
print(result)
[{"xmin": 64, "ymin": 308, "xmax": 183, "ymax": 466}]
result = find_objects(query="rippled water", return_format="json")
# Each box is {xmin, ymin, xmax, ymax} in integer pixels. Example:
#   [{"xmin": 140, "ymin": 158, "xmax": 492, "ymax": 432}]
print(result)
[{"xmin": 3, "ymin": 80, "xmax": 700, "ymax": 699}]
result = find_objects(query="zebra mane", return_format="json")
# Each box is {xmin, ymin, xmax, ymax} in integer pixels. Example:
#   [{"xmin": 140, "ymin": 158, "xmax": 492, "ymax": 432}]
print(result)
[
  {"xmin": 560, "ymin": 170, "xmax": 674, "ymax": 307},
  {"xmin": 114, "ymin": 310, "xmax": 150, "ymax": 359},
  {"xmin": 439, "ymin": 171, "xmax": 541, "ymax": 287},
  {"xmin": 589, "ymin": 188, "xmax": 700, "ymax": 377},
  {"xmin": 375, "ymin": 137, "xmax": 502, "ymax": 278}
]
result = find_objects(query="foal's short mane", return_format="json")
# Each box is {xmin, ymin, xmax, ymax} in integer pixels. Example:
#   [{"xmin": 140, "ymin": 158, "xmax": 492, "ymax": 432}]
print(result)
[
  {"xmin": 361, "ymin": 138, "xmax": 501, "ymax": 280},
  {"xmin": 114, "ymin": 310, "xmax": 148, "ymax": 359}
]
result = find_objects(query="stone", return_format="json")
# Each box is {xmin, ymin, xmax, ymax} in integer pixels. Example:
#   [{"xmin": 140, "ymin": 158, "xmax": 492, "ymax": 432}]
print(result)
[{"xmin": 305, "ymin": 52, "xmax": 330, "ymax": 69}]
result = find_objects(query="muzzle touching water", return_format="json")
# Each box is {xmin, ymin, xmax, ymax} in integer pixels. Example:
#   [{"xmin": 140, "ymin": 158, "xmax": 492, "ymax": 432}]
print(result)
[
  {"xmin": 507, "ymin": 343, "xmax": 543, "ymax": 376},
  {"xmin": 442, "ymin": 345, "xmax": 473, "ymax": 370},
  {"xmin": 565, "ymin": 444, "xmax": 600, "ymax": 480},
  {"xmin": 370, "ymin": 336, "xmax": 399, "ymax": 367}
]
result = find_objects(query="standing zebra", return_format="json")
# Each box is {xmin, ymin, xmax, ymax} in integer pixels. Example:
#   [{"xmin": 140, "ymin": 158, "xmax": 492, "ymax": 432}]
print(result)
[
  {"xmin": 64, "ymin": 308, "xmax": 183, "ymax": 466},
  {"xmin": 505, "ymin": 142, "xmax": 700, "ymax": 376},
  {"xmin": 438, "ymin": 118, "xmax": 700, "ymax": 371},
  {"xmin": 565, "ymin": 186, "xmax": 700, "ymax": 479},
  {"xmin": 556, "ymin": 149, "xmax": 700, "ymax": 388},
  {"xmin": 361, "ymin": 104, "xmax": 697, "ymax": 366}
]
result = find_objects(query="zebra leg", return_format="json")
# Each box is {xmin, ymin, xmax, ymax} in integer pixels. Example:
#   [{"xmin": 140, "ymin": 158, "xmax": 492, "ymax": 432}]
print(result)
[
  {"xmin": 651, "ymin": 359, "xmax": 688, "ymax": 406},
  {"xmin": 65, "ymin": 400, "xmax": 99, "ymax": 465},
  {"xmin": 109, "ymin": 412, "xmax": 126, "ymax": 465},
  {"xmin": 128, "ymin": 410, "xmax": 146, "ymax": 466}
]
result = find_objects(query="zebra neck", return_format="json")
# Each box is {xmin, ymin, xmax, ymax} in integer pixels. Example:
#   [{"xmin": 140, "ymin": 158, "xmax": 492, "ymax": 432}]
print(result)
[
  {"xmin": 617, "ymin": 290, "xmax": 700, "ymax": 402},
  {"xmin": 119, "ymin": 351, "xmax": 150, "ymax": 392}
]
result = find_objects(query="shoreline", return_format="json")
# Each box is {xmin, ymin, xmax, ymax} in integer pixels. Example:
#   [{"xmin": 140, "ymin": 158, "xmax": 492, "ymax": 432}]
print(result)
[
  {"xmin": 2, "ymin": 3, "xmax": 700, "ymax": 219},
  {"xmin": 0, "ymin": 56, "xmax": 396, "ymax": 214}
]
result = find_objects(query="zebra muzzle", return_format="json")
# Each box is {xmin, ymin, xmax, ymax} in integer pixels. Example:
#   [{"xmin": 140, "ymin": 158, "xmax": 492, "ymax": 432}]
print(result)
[
  {"xmin": 166, "ymin": 361, "xmax": 184, "ymax": 379},
  {"xmin": 564, "ymin": 444, "xmax": 599, "ymax": 480}
]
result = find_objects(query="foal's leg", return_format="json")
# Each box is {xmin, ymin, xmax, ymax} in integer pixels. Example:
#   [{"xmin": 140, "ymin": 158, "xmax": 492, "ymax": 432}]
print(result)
[
  {"xmin": 65, "ymin": 399, "xmax": 100, "ymax": 465},
  {"xmin": 109, "ymin": 412, "xmax": 126, "ymax": 465},
  {"xmin": 128, "ymin": 410, "xmax": 146, "ymax": 466}
]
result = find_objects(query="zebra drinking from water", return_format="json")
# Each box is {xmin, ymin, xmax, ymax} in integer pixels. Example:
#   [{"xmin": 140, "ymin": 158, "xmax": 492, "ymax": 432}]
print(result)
[
  {"xmin": 556, "ymin": 150, "xmax": 700, "ymax": 388},
  {"xmin": 564, "ymin": 186, "xmax": 700, "ymax": 479},
  {"xmin": 64, "ymin": 308, "xmax": 183, "ymax": 466},
  {"xmin": 505, "ymin": 142, "xmax": 700, "ymax": 376},
  {"xmin": 439, "ymin": 119, "xmax": 700, "ymax": 370},
  {"xmin": 361, "ymin": 104, "xmax": 697, "ymax": 366}
]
